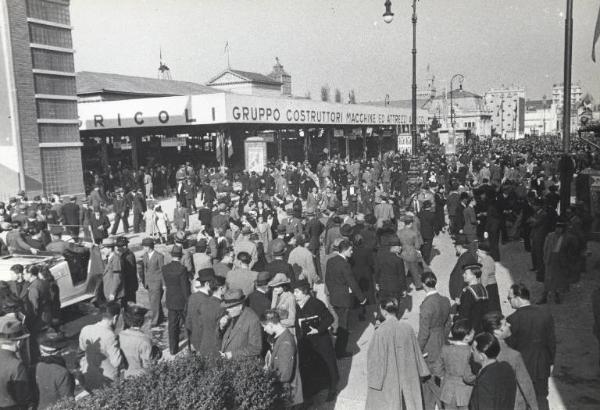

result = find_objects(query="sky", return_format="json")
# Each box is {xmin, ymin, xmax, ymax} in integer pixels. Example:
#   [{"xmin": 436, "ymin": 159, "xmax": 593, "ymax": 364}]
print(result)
[{"xmin": 70, "ymin": 0, "xmax": 600, "ymax": 103}]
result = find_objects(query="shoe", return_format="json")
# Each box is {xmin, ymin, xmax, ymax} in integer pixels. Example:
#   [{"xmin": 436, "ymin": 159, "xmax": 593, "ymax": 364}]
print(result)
[{"xmin": 336, "ymin": 352, "xmax": 353, "ymax": 359}]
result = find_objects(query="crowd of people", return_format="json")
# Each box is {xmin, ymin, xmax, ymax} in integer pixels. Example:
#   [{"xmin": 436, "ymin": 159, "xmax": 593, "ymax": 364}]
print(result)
[{"xmin": 0, "ymin": 134, "xmax": 599, "ymax": 409}]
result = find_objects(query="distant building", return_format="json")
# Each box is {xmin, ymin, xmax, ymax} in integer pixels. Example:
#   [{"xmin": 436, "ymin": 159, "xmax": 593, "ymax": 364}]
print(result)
[
  {"xmin": 267, "ymin": 57, "xmax": 291, "ymax": 96},
  {"xmin": 552, "ymin": 82, "xmax": 582, "ymax": 134},
  {"xmin": 77, "ymin": 71, "xmax": 219, "ymax": 103},
  {"xmin": 524, "ymin": 99, "xmax": 557, "ymax": 136},
  {"xmin": 484, "ymin": 86, "xmax": 526, "ymax": 139},
  {"xmin": 423, "ymin": 89, "xmax": 492, "ymax": 138}
]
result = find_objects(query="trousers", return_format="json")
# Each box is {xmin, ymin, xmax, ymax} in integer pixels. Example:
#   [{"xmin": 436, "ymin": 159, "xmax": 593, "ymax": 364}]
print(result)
[{"xmin": 168, "ymin": 309, "xmax": 185, "ymax": 355}]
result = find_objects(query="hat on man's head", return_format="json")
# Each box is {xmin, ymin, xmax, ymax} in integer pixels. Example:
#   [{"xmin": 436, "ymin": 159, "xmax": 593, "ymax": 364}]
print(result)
[
  {"xmin": 422, "ymin": 200, "xmax": 432, "ymax": 209},
  {"xmin": 400, "ymin": 214, "xmax": 414, "ymax": 224},
  {"xmin": 123, "ymin": 304, "xmax": 148, "ymax": 326},
  {"xmin": 116, "ymin": 236, "xmax": 129, "ymax": 247},
  {"xmin": 462, "ymin": 262, "xmax": 483, "ymax": 271},
  {"xmin": 0, "ymin": 222, "xmax": 12, "ymax": 231},
  {"xmin": 271, "ymin": 238, "xmax": 286, "ymax": 256},
  {"xmin": 197, "ymin": 268, "xmax": 215, "ymax": 283},
  {"xmin": 268, "ymin": 273, "xmax": 291, "ymax": 288},
  {"xmin": 49, "ymin": 226, "xmax": 63, "ymax": 236},
  {"xmin": 171, "ymin": 245, "xmax": 183, "ymax": 257},
  {"xmin": 38, "ymin": 330, "xmax": 68, "ymax": 354},
  {"xmin": 256, "ymin": 271, "xmax": 272, "ymax": 286},
  {"xmin": 0, "ymin": 316, "xmax": 29, "ymax": 342},
  {"xmin": 291, "ymin": 279, "xmax": 311, "ymax": 291},
  {"xmin": 101, "ymin": 237, "xmax": 115, "ymax": 248},
  {"xmin": 340, "ymin": 224, "xmax": 353, "ymax": 237},
  {"xmin": 453, "ymin": 234, "xmax": 470, "ymax": 246},
  {"xmin": 241, "ymin": 225, "xmax": 252, "ymax": 235},
  {"xmin": 141, "ymin": 237, "xmax": 155, "ymax": 247},
  {"xmin": 276, "ymin": 224, "xmax": 287, "ymax": 234},
  {"xmin": 221, "ymin": 288, "xmax": 246, "ymax": 308}
]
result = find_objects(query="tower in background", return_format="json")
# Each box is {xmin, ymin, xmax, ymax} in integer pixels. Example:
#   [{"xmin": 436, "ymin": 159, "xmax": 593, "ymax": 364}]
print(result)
[
  {"xmin": 158, "ymin": 48, "xmax": 172, "ymax": 80},
  {"xmin": 268, "ymin": 57, "xmax": 291, "ymax": 96},
  {"xmin": 0, "ymin": 0, "xmax": 84, "ymax": 199}
]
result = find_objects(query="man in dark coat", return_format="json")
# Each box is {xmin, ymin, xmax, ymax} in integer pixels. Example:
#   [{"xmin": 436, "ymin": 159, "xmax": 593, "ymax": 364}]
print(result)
[
  {"xmin": 448, "ymin": 235, "xmax": 478, "ymax": 302},
  {"xmin": 116, "ymin": 236, "xmax": 138, "ymax": 304},
  {"xmin": 506, "ymin": 283, "xmax": 555, "ymax": 410},
  {"xmin": 373, "ymin": 237, "xmax": 407, "ymax": 302},
  {"xmin": 265, "ymin": 239, "xmax": 295, "ymax": 280},
  {"xmin": 592, "ymin": 285, "xmax": 600, "ymax": 369},
  {"xmin": 219, "ymin": 289, "xmax": 262, "ymax": 359},
  {"xmin": 246, "ymin": 271, "xmax": 272, "ymax": 318},
  {"xmin": 162, "ymin": 246, "xmax": 190, "ymax": 355},
  {"xmin": 418, "ymin": 272, "xmax": 451, "ymax": 410},
  {"xmin": 304, "ymin": 208, "xmax": 324, "ymax": 277},
  {"xmin": 0, "ymin": 316, "xmax": 34, "ymax": 409},
  {"xmin": 325, "ymin": 239, "xmax": 366, "ymax": 358},
  {"xmin": 110, "ymin": 189, "xmax": 129, "ymax": 235},
  {"xmin": 185, "ymin": 269, "xmax": 224, "ymax": 356},
  {"xmin": 59, "ymin": 196, "xmax": 80, "ymax": 238},
  {"xmin": 132, "ymin": 188, "xmax": 147, "ymax": 234},
  {"xmin": 35, "ymin": 332, "xmax": 75, "ymax": 409},
  {"xmin": 293, "ymin": 279, "xmax": 339, "ymax": 401},
  {"xmin": 418, "ymin": 200, "xmax": 436, "ymax": 264},
  {"xmin": 470, "ymin": 333, "xmax": 517, "ymax": 410}
]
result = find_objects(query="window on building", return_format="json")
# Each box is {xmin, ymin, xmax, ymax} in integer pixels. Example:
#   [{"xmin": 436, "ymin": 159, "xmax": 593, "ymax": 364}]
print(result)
[
  {"xmin": 29, "ymin": 23, "xmax": 72, "ymax": 48},
  {"xmin": 34, "ymin": 74, "xmax": 76, "ymax": 95},
  {"xmin": 36, "ymin": 99, "xmax": 77, "ymax": 119},
  {"xmin": 26, "ymin": 0, "xmax": 70, "ymax": 25},
  {"xmin": 31, "ymin": 48, "xmax": 74, "ymax": 72}
]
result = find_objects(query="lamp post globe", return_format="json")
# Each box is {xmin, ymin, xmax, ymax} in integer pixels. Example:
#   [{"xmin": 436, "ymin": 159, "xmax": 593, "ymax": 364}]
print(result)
[{"xmin": 383, "ymin": 0, "xmax": 394, "ymax": 24}]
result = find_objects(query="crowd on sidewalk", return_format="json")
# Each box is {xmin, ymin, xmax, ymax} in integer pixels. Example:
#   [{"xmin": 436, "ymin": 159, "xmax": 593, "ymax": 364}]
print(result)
[{"xmin": 0, "ymin": 135, "xmax": 599, "ymax": 409}]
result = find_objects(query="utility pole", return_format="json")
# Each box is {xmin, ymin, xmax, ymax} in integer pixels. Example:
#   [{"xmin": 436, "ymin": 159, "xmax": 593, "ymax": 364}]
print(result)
[
  {"xmin": 559, "ymin": 0, "xmax": 574, "ymax": 215},
  {"xmin": 411, "ymin": 0, "xmax": 418, "ymax": 155}
]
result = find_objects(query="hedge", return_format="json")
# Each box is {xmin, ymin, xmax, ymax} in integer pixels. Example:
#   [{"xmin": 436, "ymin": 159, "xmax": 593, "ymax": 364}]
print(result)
[{"xmin": 51, "ymin": 354, "xmax": 285, "ymax": 410}]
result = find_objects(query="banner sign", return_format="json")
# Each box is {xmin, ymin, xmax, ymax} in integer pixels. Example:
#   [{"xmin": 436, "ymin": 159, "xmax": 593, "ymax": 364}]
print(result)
[
  {"xmin": 79, "ymin": 93, "xmax": 428, "ymax": 131},
  {"xmin": 397, "ymin": 134, "xmax": 412, "ymax": 154}
]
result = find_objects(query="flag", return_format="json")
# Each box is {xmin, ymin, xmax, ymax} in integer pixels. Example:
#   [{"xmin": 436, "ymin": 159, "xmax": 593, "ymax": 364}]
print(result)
[
  {"xmin": 224, "ymin": 41, "xmax": 229, "ymax": 54},
  {"xmin": 594, "ymin": 3, "xmax": 600, "ymax": 62},
  {"xmin": 227, "ymin": 136, "xmax": 233, "ymax": 158}
]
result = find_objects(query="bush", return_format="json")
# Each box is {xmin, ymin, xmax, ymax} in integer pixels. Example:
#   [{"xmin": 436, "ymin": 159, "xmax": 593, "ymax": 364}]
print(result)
[{"xmin": 51, "ymin": 354, "xmax": 285, "ymax": 410}]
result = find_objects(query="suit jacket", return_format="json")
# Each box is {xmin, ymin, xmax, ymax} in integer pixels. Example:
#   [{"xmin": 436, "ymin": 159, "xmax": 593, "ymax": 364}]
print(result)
[
  {"xmin": 185, "ymin": 292, "xmax": 224, "ymax": 356},
  {"xmin": 304, "ymin": 217, "xmax": 324, "ymax": 252},
  {"xmin": 226, "ymin": 268, "xmax": 258, "ymax": 296},
  {"xmin": 506, "ymin": 305, "xmax": 556, "ymax": 380},
  {"xmin": 247, "ymin": 289, "xmax": 271, "ymax": 318},
  {"xmin": 269, "ymin": 329, "xmax": 303, "ymax": 406},
  {"xmin": 141, "ymin": 250, "xmax": 165, "ymax": 287},
  {"xmin": 220, "ymin": 307, "xmax": 262, "ymax": 359},
  {"xmin": 497, "ymin": 340, "xmax": 539, "ymax": 410},
  {"xmin": 35, "ymin": 356, "xmax": 75, "ymax": 409},
  {"xmin": 418, "ymin": 292, "xmax": 451, "ymax": 369},
  {"xmin": 265, "ymin": 259, "xmax": 295, "ymax": 281},
  {"xmin": 79, "ymin": 321, "xmax": 123, "ymax": 390},
  {"xmin": 325, "ymin": 254, "xmax": 364, "ymax": 308},
  {"xmin": 373, "ymin": 248, "xmax": 407, "ymax": 294},
  {"xmin": 162, "ymin": 261, "xmax": 190, "ymax": 310},
  {"xmin": 469, "ymin": 361, "xmax": 516, "ymax": 410},
  {"xmin": 60, "ymin": 202, "xmax": 80, "ymax": 226},
  {"xmin": 418, "ymin": 209, "xmax": 436, "ymax": 240},
  {"xmin": 0, "ymin": 349, "xmax": 32, "ymax": 408}
]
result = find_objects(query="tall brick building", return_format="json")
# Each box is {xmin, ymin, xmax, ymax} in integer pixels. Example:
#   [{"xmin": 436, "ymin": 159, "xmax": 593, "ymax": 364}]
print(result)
[{"xmin": 0, "ymin": 0, "xmax": 83, "ymax": 200}]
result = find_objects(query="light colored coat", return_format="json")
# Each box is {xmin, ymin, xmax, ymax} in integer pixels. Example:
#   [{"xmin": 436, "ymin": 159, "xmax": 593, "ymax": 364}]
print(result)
[
  {"xmin": 119, "ymin": 328, "xmax": 153, "ymax": 378},
  {"xmin": 79, "ymin": 321, "xmax": 123, "ymax": 390},
  {"xmin": 366, "ymin": 316, "xmax": 430, "ymax": 410}
]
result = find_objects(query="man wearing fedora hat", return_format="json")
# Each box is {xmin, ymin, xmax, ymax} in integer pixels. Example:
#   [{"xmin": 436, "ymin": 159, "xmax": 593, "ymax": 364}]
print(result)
[
  {"xmin": 247, "ymin": 271, "xmax": 272, "ymax": 319},
  {"xmin": 185, "ymin": 268, "xmax": 224, "ymax": 356},
  {"xmin": 219, "ymin": 288, "xmax": 262, "ymax": 359},
  {"xmin": 162, "ymin": 245, "xmax": 190, "ymax": 355},
  {"xmin": 226, "ymin": 252, "xmax": 258, "ymax": 297},
  {"xmin": 265, "ymin": 239, "xmax": 294, "ymax": 281},
  {"xmin": 116, "ymin": 236, "xmax": 138, "ymax": 304},
  {"xmin": 34, "ymin": 331, "xmax": 74, "ymax": 409},
  {"xmin": 0, "ymin": 316, "xmax": 33, "ymax": 409},
  {"xmin": 101, "ymin": 238, "xmax": 124, "ymax": 305}
]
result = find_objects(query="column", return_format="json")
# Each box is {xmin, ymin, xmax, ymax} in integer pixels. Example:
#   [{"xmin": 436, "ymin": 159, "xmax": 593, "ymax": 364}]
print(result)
[
  {"xmin": 130, "ymin": 134, "xmax": 140, "ymax": 170},
  {"xmin": 100, "ymin": 137, "xmax": 109, "ymax": 172}
]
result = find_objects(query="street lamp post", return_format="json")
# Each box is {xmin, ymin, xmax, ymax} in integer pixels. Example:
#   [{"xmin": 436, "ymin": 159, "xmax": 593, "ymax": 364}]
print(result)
[
  {"xmin": 383, "ymin": 0, "xmax": 418, "ymax": 155},
  {"xmin": 542, "ymin": 95, "xmax": 547, "ymax": 136},
  {"xmin": 449, "ymin": 74, "xmax": 464, "ymax": 132}
]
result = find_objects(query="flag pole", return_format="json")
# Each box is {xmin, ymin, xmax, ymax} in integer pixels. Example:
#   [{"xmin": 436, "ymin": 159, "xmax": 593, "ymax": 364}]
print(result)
[{"xmin": 559, "ymin": 0, "xmax": 574, "ymax": 215}]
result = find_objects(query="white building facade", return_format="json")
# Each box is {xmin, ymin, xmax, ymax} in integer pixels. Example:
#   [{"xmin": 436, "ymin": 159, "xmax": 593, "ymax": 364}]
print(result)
[{"xmin": 484, "ymin": 86, "xmax": 526, "ymax": 139}]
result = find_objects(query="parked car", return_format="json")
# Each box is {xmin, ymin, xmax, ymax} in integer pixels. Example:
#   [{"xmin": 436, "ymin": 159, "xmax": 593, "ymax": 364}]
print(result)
[{"xmin": 0, "ymin": 246, "xmax": 104, "ymax": 308}]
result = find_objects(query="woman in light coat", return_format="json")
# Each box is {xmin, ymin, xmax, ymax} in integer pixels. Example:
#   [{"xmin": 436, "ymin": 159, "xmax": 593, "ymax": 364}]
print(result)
[{"xmin": 268, "ymin": 274, "xmax": 296, "ymax": 334}]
